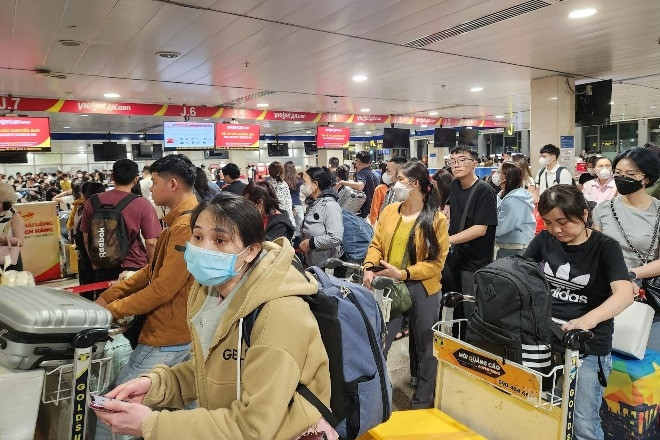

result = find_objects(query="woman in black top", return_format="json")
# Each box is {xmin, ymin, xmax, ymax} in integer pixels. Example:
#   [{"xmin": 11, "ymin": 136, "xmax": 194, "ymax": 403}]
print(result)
[
  {"xmin": 243, "ymin": 181, "xmax": 295, "ymax": 242},
  {"xmin": 524, "ymin": 185, "xmax": 633, "ymax": 440}
]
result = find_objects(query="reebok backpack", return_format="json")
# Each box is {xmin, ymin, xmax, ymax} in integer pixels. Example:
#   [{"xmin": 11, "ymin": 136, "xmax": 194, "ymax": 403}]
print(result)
[
  {"xmin": 465, "ymin": 255, "xmax": 553, "ymax": 371},
  {"xmin": 87, "ymin": 193, "xmax": 139, "ymax": 269},
  {"xmin": 337, "ymin": 187, "xmax": 367, "ymax": 214},
  {"xmin": 341, "ymin": 210, "xmax": 373, "ymax": 262},
  {"xmin": 244, "ymin": 266, "xmax": 392, "ymax": 440}
]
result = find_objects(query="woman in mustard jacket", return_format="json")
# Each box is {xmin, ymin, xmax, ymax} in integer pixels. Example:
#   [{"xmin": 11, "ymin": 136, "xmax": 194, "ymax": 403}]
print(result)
[{"xmin": 363, "ymin": 161, "xmax": 449, "ymax": 409}]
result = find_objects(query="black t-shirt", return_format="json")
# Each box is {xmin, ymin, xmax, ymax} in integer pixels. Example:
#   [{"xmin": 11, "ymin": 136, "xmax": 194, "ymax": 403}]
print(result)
[
  {"xmin": 447, "ymin": 179, "xmax": 498, "ymax": 272},
  {"xmin": 355, "ymin": 167, "xmax": 378, "ymax": 218},
  {"xmin": 222, "ymin": 180, "xmax": 247, "ymax": 195},
  {"xmin": 578, "ymin": 173, "xmax": 596, "ymax": 185},
  {"xmin": 524, "ymin": 230, "xmax": 629, "ymax": 356}
]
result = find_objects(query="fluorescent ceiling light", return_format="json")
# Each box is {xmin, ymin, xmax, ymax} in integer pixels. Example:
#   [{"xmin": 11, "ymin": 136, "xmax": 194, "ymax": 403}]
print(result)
[
  {"xmin": 421, "ymin": 125, "xmax": 428, "ymax": 128},
  {"xmin": 121, "ymin": 138, "xmax": 128, "ymax": 142},
  {"xmin": 80, "ymin": 114, "xmax": 89, "ymax": 117},
  {"xmin": 470, "ymin": 87, "xmax": 483, "ymax": 92},
  {"xmin": 429, "ymin": 111, "xmax": 438, "ymax": 116},
  {"xmin": 294, "ymin": 121, "xmax": 302, "ymax": 124},
  {"xmin": 203, "ymin": 118, "xmax": 210, "ymax": 121},
  {"xmin": 63, "ymin": 126, "xmax": 71, "ymax": 129},
  {"xmin": 495, "ymin": 115, "xmax": 504, "ymax": 119},
  {"xmin": 365, "ymin": 131, "xmax": 372, "ymax": 134},
  {"xmin": 357, "ymin": 122, "xmax": 365, "ymax": 126},
  {"xmin": 256, "ymin": 103, "xmax": 269, "ymax": 107},
  {"xmin": 306, "ymin": 130, "xmax": 311, "ymax": 134},
  {"xmin": 569, "ymin": 8, "xmax": 597, "ymax": 19},
  {"xmin": 352, "ymin": 74, "xmax": 368, "ymax": 82},
  {"xmin": 104, "ymin": 93, "xmax": 120, "ymax": 98},
  {"xmin": 549, "ymin": 97, "xmax": 558, "ymax": 100},
  {"xmin": 609, "ymin": 101, "xmax": 614, "ymax": 105},
  {"xmin": 651, "ymin": 106, "xmax": 657, "ymax": 109},
  {"xmin": 360, "ymin": 108, "xmax": 370, "ymax": 112}
]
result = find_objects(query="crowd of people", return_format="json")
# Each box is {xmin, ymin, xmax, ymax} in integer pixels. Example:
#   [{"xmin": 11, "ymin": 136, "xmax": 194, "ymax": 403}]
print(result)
[{"xmin": 1, "ymin": 141, "xmax": 659, "ymax": 440}]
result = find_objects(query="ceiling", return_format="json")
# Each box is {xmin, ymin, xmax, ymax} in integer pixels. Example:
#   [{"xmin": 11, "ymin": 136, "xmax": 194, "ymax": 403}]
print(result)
[{"xmin": 0, "ymin": 0, "xmax": 659, "ymax": 136}]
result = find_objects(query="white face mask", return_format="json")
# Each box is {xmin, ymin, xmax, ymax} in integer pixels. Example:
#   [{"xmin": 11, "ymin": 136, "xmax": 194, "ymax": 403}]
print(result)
[
  {"xmin": 539, "ymin": 157, "xmax": 550, "ymax": 168},
  {"xmin": 300, "ymin": 183, "xmax": 313, "ymax": 198},
  {"xmin": 382, "ymin": 172, "xmax": 393, "ymax": 185},
  {"xmin": 392, "ymin": 182, "xmax": 411, "ymax": 201},
  {"xmin": 491, "ymin": 172, "xmax": 501, "ymax": 186},
  {"xmin": 597, "ymin": 168, "xmax": 612, "ymax": 180}
]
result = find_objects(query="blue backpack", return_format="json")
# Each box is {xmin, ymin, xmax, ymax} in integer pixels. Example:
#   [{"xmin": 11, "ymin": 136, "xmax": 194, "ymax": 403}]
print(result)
[
  {"xmin": 243, "ymin": 266, "xmax": 392, "ymax": 440},
  {"xmin": 342, "ymin": 210, "xmax": 373, "ymax": 262}
]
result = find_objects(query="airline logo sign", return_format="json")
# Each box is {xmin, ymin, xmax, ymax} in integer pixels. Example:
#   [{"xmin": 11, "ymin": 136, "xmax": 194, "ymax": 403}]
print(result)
[
  {"xmin": 317, "ymin": 126, "xmax": 350, "ymax": 149},
  {"xmin": 216, "ymin": 123, "xmax": 260, "ymax": 149},
  {"xmin": 269, "ymin": 111, "xmax": 322, "ymax": 122}
]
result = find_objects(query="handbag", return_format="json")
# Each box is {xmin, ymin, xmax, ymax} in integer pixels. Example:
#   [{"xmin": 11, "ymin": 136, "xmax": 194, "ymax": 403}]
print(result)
[
  {"xmin": 612, "ymin": 300, "xmax": 655, "ymax": 359},
  {"xmin": 385, "ymin": 282, "xmax": 412, "ymax": 319},
  {"xmin": 610, "ymin": 199, "xmax": 660, "ymax": 312}
]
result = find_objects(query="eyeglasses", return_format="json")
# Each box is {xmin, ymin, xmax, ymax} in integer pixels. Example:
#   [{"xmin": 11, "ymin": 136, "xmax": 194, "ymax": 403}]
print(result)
[{"xmin": 449, "ymin": 158, "xmax": 475, "ymax": 167}]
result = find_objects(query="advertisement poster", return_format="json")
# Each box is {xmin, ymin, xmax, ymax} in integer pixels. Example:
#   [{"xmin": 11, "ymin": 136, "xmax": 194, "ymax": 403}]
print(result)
[
  {"xmin": 215, "ymin": 123, "xmax": 260, "ymax": 148},
  {"xmin": 14, "ymin": 202, "xmax": 61, "ymax": 282},
  {"xmin": 0, "ymin": 117, "xmax": 51, "ymax": 151},
  {"xmin": 317, "ymin": 126, "xmax": 350, "ymax": 149}
]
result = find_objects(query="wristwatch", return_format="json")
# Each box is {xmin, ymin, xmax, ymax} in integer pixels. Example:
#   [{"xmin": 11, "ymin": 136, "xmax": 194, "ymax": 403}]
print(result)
[{"xmin": 628, "ymin": 271, "xmax": 637, "ymax": 281}]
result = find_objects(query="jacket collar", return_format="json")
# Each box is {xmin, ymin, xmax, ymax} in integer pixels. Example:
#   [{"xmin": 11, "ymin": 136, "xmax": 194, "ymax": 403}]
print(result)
[{"xmin": 164, "ymin": 193, "xmax": 198, "ymax": 226}]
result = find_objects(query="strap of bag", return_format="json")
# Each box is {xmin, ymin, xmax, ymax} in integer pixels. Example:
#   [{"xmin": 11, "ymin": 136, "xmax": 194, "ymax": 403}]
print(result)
[
  {"xmin": 610, "ymin": 199, "xmax": 660, "ymax": 264},
  {"xmin": 114, "ymin": 193, "xmax": 139, "ymax": 212},
  {"xmin": 458, "ymin": 179, "xmax": 485, "ymax": 233},
  {"xmin": 90, "ymin": 194, "xmax": 102, "ymax": 211},
  {"xmin": 296, "ymin": 384, "xmax": 341, "ymax": 429},
  {"xmin": 305, "ymin": 265, "xmax": 334, "ymax": 289}
]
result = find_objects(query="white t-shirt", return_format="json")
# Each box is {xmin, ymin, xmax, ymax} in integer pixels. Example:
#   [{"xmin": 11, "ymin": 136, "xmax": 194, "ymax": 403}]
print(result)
[{"xmin": 536, "ymin": 163, "xmax": 573, "ymax": 195}]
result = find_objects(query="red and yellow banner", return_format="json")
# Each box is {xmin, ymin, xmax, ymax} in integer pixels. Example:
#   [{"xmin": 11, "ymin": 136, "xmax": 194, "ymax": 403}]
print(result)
[
  {"xmin": 1, "ymin": 96, "xmax": 509, "ymax": 128},
  {"xmin": 0, "ymin": 117, "xmax": 51, "ymax": 151},
  {"xmin": 14, "ymin": 202, "xmax": 61, "ymax": 282},
  {"xmin": 215, "ymin": 123, "xmax": 260, "ymax": 149},
  {"xmin": 317, "ymin": 126, "xmax": 350, "ymax": 149}
]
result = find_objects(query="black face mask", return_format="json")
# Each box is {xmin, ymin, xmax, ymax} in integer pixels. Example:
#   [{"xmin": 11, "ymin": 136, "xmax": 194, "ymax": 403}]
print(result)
[{"xmin": 613, "ymin": 176, "xmax": 644, "ymax": 195}]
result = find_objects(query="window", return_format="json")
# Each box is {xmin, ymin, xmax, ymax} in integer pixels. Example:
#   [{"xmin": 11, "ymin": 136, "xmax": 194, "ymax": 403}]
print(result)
[{"xmin": 618, "ymin": 122, "xmax": 638, "ymax": 151}]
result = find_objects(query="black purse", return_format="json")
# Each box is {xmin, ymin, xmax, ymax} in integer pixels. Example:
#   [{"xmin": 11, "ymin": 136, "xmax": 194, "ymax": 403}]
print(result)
[{"xmin": 610, "ymin": 199, "xmax": 660, "ymax": 312}]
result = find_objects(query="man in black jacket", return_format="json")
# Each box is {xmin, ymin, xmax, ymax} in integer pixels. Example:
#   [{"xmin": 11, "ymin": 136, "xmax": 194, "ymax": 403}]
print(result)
[{"xmin": 220, "ymin": 163, "xmax": 247, "ymax": 195}]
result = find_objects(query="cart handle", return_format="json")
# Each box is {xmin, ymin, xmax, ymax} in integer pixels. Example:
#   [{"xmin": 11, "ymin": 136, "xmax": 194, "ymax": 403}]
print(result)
[
  {"xmin": 372, "ymin": 276, "xmax": 395, "ymax": 290},
  {"xmin": 441, "ymin": 292, "xmax": 475, "ymax": 308}
]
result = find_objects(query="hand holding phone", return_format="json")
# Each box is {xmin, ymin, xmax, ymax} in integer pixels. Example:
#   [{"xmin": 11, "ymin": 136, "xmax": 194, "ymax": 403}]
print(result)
[
  {"xmin": 366, "ymin": 265, "xmax": 386, "ymax": 272},
  {"xmin": 89, "ymin": 394, "xmax": 119, "ymax": 412}
]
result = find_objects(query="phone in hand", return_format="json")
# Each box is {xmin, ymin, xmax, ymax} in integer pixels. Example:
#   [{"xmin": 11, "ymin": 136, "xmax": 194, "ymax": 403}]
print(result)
[
  {"xmin": 89, "ymin": 394, "xmax": 118, "ymax": 412},
  {"xmin": 365, "ymin": 265, "xmax": 386, "ymax": 272}
]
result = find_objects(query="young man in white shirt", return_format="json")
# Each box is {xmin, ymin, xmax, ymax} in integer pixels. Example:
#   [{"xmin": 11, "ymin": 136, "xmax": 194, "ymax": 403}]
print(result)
[{"xmin": 536, "ymin": 144, "xmax": 574, "ymax": 195}]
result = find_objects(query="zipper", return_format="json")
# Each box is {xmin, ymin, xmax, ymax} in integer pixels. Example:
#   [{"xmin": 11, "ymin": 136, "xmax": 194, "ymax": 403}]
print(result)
[{"xmin": 346, "ymin": 291, "xmax": 390, "ymax": 423}]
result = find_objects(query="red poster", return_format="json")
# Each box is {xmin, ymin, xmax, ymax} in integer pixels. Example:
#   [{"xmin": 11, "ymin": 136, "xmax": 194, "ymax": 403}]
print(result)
[
  {"xmin": 0, "ymin": 117, "xmax": 51, "ymax": 151},
  {"xmin": 317, "ymin": 126, "xmax": 350, "ymax": 149},
  {"xmin": 216, "ymin": 123, "xmax": 260, "ymax": 148}
]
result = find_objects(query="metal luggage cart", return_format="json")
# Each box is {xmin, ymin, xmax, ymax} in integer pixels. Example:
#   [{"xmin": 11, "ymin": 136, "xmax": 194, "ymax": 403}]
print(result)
[
  {"xmin": 323, "ymin": 258, "xmax": 395, "ymax": 322},
  {"xmin": 433, "ymin": 292, "xmax": 594, "ymax": 440}
]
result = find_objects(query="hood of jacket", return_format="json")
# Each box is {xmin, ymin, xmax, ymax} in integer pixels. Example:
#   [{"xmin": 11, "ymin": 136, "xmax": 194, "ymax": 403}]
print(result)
[
  {"xmin": 316, "ymin": 188, "xmax": 339, "ymax": 200},
  {"xmin": 501, "ymin": 188, "xmax": 534, "ymax": 210}
]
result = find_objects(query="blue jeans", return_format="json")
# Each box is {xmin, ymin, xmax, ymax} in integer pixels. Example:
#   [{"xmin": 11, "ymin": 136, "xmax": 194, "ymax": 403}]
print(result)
[
  {"xmin": 94, "ymin": 343, "xmax": 190, "ymax": 440},
  {"xmin": 646, "ymin": 318, "xmax": 660, "ymax": 352},
  {"xmin": 574, "ymin": 354, "xmax": 612, "ymax": 440}
]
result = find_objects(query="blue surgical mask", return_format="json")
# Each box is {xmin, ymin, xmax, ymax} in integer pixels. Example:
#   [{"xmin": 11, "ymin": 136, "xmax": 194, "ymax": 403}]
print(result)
[{"xmin": 184, "ymin": 242, "xmax": 249, "ymax": 287}]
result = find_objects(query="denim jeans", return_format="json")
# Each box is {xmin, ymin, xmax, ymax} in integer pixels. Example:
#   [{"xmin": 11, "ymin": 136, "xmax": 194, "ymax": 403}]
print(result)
[
  {"xmin": 646, "ymin": 318, "xmax": 660, "ymax": 352},
  {"xmin": 94, "ymin": 343, "xmax": 190, "ymax": 440},
  {"xmin": 574, "ymin": 354, "xmax": 612, "ymax": 440}
]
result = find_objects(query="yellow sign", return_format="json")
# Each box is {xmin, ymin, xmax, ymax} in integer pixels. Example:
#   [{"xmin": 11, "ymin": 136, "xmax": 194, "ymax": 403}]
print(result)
[{"xmin": 434, "ymin": 333, "xmax": 542, "ymax": 405}]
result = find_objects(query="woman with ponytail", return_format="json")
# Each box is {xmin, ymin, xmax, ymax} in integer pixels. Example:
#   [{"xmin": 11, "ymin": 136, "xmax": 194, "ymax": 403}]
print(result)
[{"xmin": 363, "ymin": 161, "xmax": 450, "ymax": 409}]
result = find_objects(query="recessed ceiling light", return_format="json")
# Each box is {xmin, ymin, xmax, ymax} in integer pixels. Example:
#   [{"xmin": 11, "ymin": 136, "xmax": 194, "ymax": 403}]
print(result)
[
  {"xmin": 294, "ymin": 121, "xmax": 302, "ymax": 124},
  {"xmin": 609, "ymin": 101, "xmax": 614, "ymax": 105},
  {"xmin": 306, "ymin": 130, "xmax": 311, "ymax": 134},
  {"xmin": 104, "ymin": 93, "xmax": 120, "ymax": 98},
  {"xmin": 204, "ymin": 118, "xmax": 210, "ymax": 121},
  {"xmin": 80, "ymin": 114, "xmax": 88, "ymax": 117},
  {"xmin": 360, "ymin": 108, "xmax": 370, "ymax": 112},
  {"xmin": 569, "ymin": 8, "xmax": 597, "ymax": 19},
  {"xmin": 429, "ymin": 111, "xmax": 438, "ymax": 116},
  {"xmin": 357, "ymin": 122, "xmax": 365, "ymax": 126},
  {"xmin": 59, "ymin": 40, "xmax": 83, "ymax": 47},
  {"xmin": 495, "ymin": 115, "xmax": 504, "ymax": 119},
  {"xmin": 256, "ymin": 103, "xmax": 269, "ymax": 107},
  {"xmin": 63, "ymin": 126, "xmax": 71, "ymax": 129},
  {"xmin": 365, "ymin": 131, "xmax": 372, "ymax": 135},
  {"xmin": 157, "ymin": 51, "xmax": 180, "ymax": 59},
  {"xmin": 549, "ymin": 97, "xmax": 558, "ymax": 100},
  {"xmin": 651, "ymin": 106, "xmax": 657, "ymax": 109},
  {"xmin": 121, "ymin": 138, "xmax": 129, "ymax": 143},
  {"xmin": 470, "ymin": 87, "xmax": 484, "ymax": 92},
  {"xmin": 352, "ymin": 74, "xmax": 368, "ymax": 82},
  {"xmin": 421, "ymin": 124, "xmax": 428, "ymax": 128}
]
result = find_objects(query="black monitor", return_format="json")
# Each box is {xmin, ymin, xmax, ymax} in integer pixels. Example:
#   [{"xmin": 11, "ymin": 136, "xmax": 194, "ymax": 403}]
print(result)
[
  {"xmin": 383, "ymin": 128, "xmax": 410, "ymax": 149},
  {"xmin": 434, "ymin": 128, "xmax": 457, "ymax": 148},
  {"xmin": 458, "ymin": 128, "xmax": 478, "ymax": 146},
  {"xmin": 203, "ymin": 150, "xmax": 229, "ymax": 159},
  {"xmin": 0, "ymin": 152, "xmax": 28, "ymax": 164},
  {"xmin": 304, "ymin": 142, "xmax": 318, "ymax": 154},
  {"xmin": 267, "ymin": 143, "xmax": 289, "ymax": 157},
  {"xmin": 132, "ymin": 142, "xmax": 163, "ymax": 159},
  {"xmin": 93, "ymin": 142, "xmax": 128, "ymax": 161},
  {"xmin": 575, "ymin": 79, "xmax": 612, "ymax": 126}
]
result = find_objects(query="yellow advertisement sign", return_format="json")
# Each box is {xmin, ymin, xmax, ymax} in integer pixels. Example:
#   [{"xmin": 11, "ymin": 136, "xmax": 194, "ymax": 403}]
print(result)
[
  {"xmin": 15, "ymin": 201, "xmax": 61, "ymax": 282},
  {"xmin": 434, "ymin": 333, "xmax": 542, "ymax": 405}
]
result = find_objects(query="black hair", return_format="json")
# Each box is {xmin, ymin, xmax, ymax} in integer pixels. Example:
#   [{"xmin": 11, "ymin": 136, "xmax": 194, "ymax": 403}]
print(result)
[
  {"xmin": 335, "ymin": 165, "xmax": 349, "ymax": 182},
  {"xmin": 450, "ymin": 145, "xmax": 479, "ymax": 160},
  {"xmin": 613, "ymin": 147, "xmax": 660, "ymax": 187},
  {"xmin": 432, "ymin": 168, "xmax": 454, "ymax": 208},
  {"xmin": 329, "ymin": 157, "xmax": 340, "ymax": 167},
  {"xmin": 2, "ymin": 201, "xmax": 11, "ymax": 212},
  {"xmin": 501, "ymin": 162, "xmax": 523, "ymax": 197},
  {"xmin": 538, "ymin": 185, "xmax": 591, "ymax": 226},
  {"xmin": 540, "ymin": 144, "xmax": 560, "ymax": 158},
  {"xmin": 143, "ymin": 165, "xmax": 151, "ymax": 173},
  {"xmin": 644, "ymin": 142, "xmax": 660, "ymax": 158},
  {"xmin": 388, "ymin": 156, "xmax": 407, "ymax": 165},
  {"xmin": 243, "ymin": 181, "xmax": 282, "ymax": 215},
  {"xmin": 355, "ymin": 151, "xmax": 370, "ymax": 164},
  {"xmin": 305, "ymin": 166, "xmax": 333, "ymax": 191},
  {"xmin": 398, "ymin": 161, "xmax": 442, "ymax": 264},
  {"xmin": 194, "ymin": 167, "xmax": 214, "ymax": 200},
  {"xmin": 149, "ymin": 154, "xmax": 197, "ymax": 187},
  {"xmin": 111, "ymin": 159, "xmax": 139, "ymax": 185},
  {"xmin": 221, "ymin": 163, "xmax": 241, "ymax": 179},
  {"xmin": 190, "ymin": 192, "xmax": 264, "ymax": 248},
  {"xmin": 83, "ymin": 182, "xmax": 106, "ymax": 199},
  {"xmin": 585, "ymin": 154, "xmax": 599, "ymax": 167},
  {"xmin": 268, "ymin": 161, "xmax": 284, "ymax": 183}
]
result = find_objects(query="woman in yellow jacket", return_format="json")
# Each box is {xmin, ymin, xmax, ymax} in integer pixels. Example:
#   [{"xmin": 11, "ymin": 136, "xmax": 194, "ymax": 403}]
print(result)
[{"xmin": 363, "ymin": 161, "xmax": 449, "ymax": 409}]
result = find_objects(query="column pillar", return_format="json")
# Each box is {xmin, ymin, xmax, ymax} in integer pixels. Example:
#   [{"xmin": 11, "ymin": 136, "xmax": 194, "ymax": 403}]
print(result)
[
  {"xmin": 638, "ymin": 119, "xmax": 649, "ymax": 146},
  {"xmin": 409, "ymin": 138, "xmax": 417, "ymax": 159},
  {"xmin": 530, "ymin": 75, "xmax": 576, "ymax": 175},
  {"xmin": 521, "ymin": 130, "xmax": 530, "ymax": 156}
]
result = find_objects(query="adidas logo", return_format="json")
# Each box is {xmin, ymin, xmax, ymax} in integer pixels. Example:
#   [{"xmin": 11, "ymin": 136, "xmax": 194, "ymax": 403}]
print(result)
[{"xmin": 544, "ymin": 263, "xmax": 590, "ymax": 304}]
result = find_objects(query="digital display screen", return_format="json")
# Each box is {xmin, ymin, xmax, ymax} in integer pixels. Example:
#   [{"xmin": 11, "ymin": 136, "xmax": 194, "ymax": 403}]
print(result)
[
  {"xmin": 0, "ymin": 117, "xmax": 51, "ymax": 151},
  {"xmin": 163, "ymin": 121, "xmax": 215, "ymax": 150}
]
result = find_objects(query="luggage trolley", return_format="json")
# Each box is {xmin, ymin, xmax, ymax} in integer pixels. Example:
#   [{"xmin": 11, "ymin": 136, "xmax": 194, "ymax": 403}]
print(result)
[{"xmin": 432, "ymin": 292, "xmax": 594, "ymax": 440}]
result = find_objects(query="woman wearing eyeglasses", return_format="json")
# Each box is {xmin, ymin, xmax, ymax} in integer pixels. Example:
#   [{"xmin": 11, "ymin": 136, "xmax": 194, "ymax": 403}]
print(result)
[{"xmin": 592, "ymin": 147, "xmax": 660, "ymax": 352}]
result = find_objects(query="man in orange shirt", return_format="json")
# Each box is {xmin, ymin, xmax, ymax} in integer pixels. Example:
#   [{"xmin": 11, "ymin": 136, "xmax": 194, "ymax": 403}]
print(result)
[{"xmin": 370, "ymin": 156, "xmax": 407, "ymax": 225}]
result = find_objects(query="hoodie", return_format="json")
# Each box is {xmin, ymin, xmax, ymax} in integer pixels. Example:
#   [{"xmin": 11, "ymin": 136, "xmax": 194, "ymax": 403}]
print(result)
[
  {"xmin": 302, "ymin": 188, "xmax": 343, "ymax": 267},
  {"xmin": 140, "ymin": 238, "xmax": 330, "ymax": 440},
  {"xmin": 495, "ymin": 188, "xmax": 536, "ymax": 246}
]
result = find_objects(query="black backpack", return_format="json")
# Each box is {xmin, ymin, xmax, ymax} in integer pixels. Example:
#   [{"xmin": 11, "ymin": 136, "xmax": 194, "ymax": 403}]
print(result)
[
  {"xmin": 87, "ymin": 193, "xmax": 139, "ymax": 269},
  {"xmin": 465, "ymin": 256, "xmax": 553, "ymax": 370}
]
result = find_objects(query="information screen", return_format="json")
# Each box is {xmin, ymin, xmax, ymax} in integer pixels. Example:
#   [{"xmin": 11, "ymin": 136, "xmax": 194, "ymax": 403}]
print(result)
[
  {"xmin": 163, "ymin": 121, "xmax": 215, "ymax": 150},
  {"xmin": 215, "ymin": 123, "xmax": 260, "ymax": 148},
  {"xmin": 0, "ymin": 117, "xmax": 51, "ymax": 151},
  {"xmin": 317, "ymin": 126, "xmax": 350, "ymax": 149}
]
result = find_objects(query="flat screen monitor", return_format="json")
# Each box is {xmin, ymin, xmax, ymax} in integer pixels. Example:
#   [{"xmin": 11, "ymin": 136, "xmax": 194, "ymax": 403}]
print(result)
[
  {"xmin": 458, "ymin": 128, "xmax": 478, "ymax": 146},
  {"xmin": 433, "ymin": 128, "xmax": 457, "ymax": 148},
  {"xmin": 382, "ymin": 128, "xmax": 410, "ymax": 149},
  {"xmin": 93, "ymin": 142, "xmax": 128, "ymax": 161},
  {"xmin": 267, "ymin": 143, "xmax": 289, "ymax": 157},
  {"xmin": 0, "ymin": 117, "xmax": 51, "ymax": 151},
  {"xmin": 575, "ymin": 79, "xmax": 612, "ymax": 126},
  {"xmin": 0, "ymin": 151, "xmax": 29, "ymax": 163},
  {"xmin": 132, "ymin": 143, "xmax": 163, "ymax": 159},
  {"xmin": 163, "ymin": 121, "xmax": 215, "ymax": 150},
  {"xmin": 304, "ymin": 142, "xmax": 318, "ymax": 154}
]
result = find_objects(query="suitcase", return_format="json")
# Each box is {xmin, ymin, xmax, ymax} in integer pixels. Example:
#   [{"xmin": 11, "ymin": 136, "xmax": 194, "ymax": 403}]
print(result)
[
  {"xmin": 0, "ymin": 286, "xmax": 113, "ymax": 369},
  {"xmin": 338, "ymin": 187, "xmax": 367, "ymax": 214}
]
